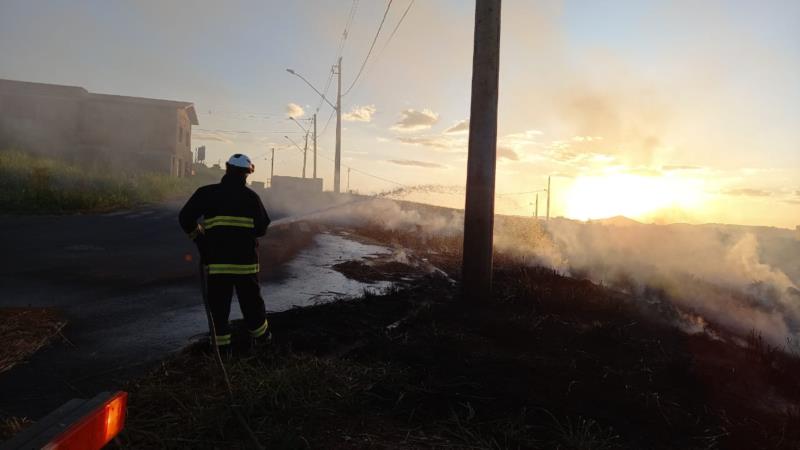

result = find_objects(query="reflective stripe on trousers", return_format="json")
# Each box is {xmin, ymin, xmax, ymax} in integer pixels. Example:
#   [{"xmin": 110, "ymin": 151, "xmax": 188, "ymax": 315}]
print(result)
[
  {"xmin": 207, "ymin": 263, "xmax": 260, "ymax": 275},
  {"xmin": 214, "ymin": 334, "xmax": 232, "ymax": 346},
  {"xmin": 249, "ymin": 319, "xmax": 269, "ymax": 338}
]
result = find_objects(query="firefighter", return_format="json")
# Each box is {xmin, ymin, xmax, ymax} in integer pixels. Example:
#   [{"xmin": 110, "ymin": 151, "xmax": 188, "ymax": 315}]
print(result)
[{"xmin": 179, "ymin": 153, "xmax": 271, "ymax": 353}]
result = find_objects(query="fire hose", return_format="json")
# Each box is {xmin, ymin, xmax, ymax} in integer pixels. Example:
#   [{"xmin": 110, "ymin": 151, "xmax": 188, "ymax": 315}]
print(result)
[{"xmin": 198, "ymin": 262, "xmax": 265, "ymax": 450}]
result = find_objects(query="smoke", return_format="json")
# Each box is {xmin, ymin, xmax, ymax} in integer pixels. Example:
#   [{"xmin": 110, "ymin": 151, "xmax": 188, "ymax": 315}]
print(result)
[
  {"xmin": 527, "ymin": 219, "xmax": 800, "ymax": 347},
  {"xmin": 302, "ymin": 195, "xmax": 800, "ymax": 348}
]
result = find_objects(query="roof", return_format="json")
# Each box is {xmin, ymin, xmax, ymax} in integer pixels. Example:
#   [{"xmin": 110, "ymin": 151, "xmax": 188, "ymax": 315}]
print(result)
[
  {"xmin": 0, "ymin": 78, "xmax": 198, "ymax": 125},
  {"xmin": 89, "ymin": 93, "xmax": 198, "ymax": 124},
  {"xmin": 0, "ymin": 79, "xmax": 87, "ymax": 98}
]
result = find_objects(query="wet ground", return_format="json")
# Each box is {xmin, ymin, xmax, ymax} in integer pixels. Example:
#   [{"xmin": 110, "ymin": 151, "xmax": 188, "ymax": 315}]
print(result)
[{"xmin": 0, "ymin": 204, "xmax": 394, "ymax": 419}]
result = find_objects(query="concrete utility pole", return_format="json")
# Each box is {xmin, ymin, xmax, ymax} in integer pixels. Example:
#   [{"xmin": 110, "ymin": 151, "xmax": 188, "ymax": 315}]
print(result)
[
  {"xmin": 347, "ymin": 167, "xmax": 351, "ymax": 192},
  {"xmin": 535, "ymin": 193, "xmax": 539, "ymax": 218},
  {"xmin": 302, "ymin": 131, "xmax": 308, "ymax": 179},
  {"xmin": 334, "ymin": 57, "xmax": 343, "ymax": 193},
  {"xmin": 313, "ymin": 113, "xmax": 318, "ymax": 179},
  {"xmin": 546, "ymin": 176, "xmax": 551, "ymax": 221},
  {"xmin": 270, "ymin": 148, "xmax": 275, "ymax": 184},
  {"xmin": 461, "ymin": 0, "xmax": 502, "ymax": 303}
]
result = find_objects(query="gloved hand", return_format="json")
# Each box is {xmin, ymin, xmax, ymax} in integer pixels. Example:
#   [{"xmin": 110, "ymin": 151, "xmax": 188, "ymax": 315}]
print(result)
[
  {"xmin": 194, "ymin": 233, "xmax": 209, "ymax": 263},
  {"xmin": 188, "ymin": 225, "xmax": 208, "ymax": 263}
]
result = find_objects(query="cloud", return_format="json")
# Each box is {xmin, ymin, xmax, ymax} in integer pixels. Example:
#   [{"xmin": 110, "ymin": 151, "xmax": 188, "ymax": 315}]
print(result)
[
  {"xmin": 501, "ymin": 129, "xmax": 544, "ymax": 147},
  {"xmin": 343, "ymin": 105, "xmax": 376, "ymax": 122},
  {"xmin": 286, "ymin": 102, "xmax": 304, "ymax": 118},
  {"xmin": 723, "ymin": 188, "xmax": 772, "ymax": 197},
  {"xmin": 497, "ymin": 146, "xmax": 519, "ymax": 161},
  {"xmin": 391, "ymin": 108, "xmax": 439, "ymax": 131},
  {"xmin": 444, "ymin": 120, "xmax": 469, "ymax": 134},
  {"xmin": 388, "ymin": 159, "xmax": 445, "ymax": 169},
  {"xmin": 394, "ymin": 135, "xmax": 466, "ymax": 152}
]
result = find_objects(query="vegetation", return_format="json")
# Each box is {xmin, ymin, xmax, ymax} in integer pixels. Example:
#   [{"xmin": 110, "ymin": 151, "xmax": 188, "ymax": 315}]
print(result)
[
  {"xmin": 0, "ymin": 308, "xmax": 66, "ymax": 374},
  {"xmin": 0, "ymin": 149, "xmax": 219, "ymax": 213},
  {"xmin": 111, "ymin": 223, "xmax": 800, "ymax": 449}
]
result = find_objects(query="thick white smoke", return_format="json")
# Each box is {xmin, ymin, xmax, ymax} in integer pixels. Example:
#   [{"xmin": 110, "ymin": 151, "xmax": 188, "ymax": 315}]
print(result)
[
  {"xmin": 535, "ymin": 219, "xmax": 800, "ymax": 347},
  {"xmin": 310, "ymin": 197, "xmax": 800, "ymax": 348}
]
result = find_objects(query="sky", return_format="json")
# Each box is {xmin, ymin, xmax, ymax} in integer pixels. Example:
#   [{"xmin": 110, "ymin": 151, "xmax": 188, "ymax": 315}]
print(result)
[{"xmin": 1, "ymin": 0, "xmax": 798, "ymax": 228}]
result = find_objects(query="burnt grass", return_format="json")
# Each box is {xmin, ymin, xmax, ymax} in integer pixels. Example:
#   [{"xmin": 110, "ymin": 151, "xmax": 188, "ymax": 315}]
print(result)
[{"xmin": 116, "ymin": 225, "xmax": 800, "ymax": 449}]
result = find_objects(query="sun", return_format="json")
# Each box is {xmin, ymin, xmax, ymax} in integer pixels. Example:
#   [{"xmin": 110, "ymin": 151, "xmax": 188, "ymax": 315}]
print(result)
[{"xmin": 564, "ymin": 172, "xmax": 704, "ymax": 221}]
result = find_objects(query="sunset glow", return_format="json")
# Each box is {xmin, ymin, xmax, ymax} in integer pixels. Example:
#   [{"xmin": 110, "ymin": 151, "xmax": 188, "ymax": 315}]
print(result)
[{"xmin": 564, "ymin": 172, "xmax": 705, "ymax": 221}]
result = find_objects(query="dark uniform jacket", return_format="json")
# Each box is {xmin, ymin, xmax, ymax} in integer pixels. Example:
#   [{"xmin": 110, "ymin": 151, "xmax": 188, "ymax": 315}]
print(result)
[{"xmin": 179, "ymin": 174, "xmax": 270, "ymax": 274}]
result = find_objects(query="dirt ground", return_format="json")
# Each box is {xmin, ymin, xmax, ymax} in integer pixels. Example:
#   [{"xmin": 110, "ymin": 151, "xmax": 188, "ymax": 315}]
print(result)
[{"xmin": 107, "ymin": 223, "xmax": 800, "ymax": 449}]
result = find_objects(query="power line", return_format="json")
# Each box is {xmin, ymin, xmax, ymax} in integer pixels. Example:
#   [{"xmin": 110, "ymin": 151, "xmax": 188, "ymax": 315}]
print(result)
[
  {"xmin": 380, "ymin": 0, "xmax": 414, "ymax": 55},
  {"xmin": 319, "ymin": 108, "xmax": 337, "ymax": 136},
  {"xmin": 346, "ymin": 0, "xmax": 414, "ymax": 99},
  {"xmin": 342, "ymin": 0, "xmax": 393, "ymax": 97},
  {"xmin": 496, "ymin": 189, "xmax": 548, "ymax": 197},
  {"xmin": 314, "ymin": 0, "xmax": 358, "ymax": 114},
  {"xmin": 312, "ymin": 145, "xmax": 406, "ymax": 187},
  {"xmin": 198, "ymin": 110, "xmax": 283, "ymax": 118},
  {"xmin": 195, "ymin": 128, "xmax": 303, "ymax": 135}
]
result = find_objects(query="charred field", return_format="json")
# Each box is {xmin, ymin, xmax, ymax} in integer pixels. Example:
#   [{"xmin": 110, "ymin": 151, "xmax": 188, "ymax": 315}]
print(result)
[{"xmin": 111, "ymin": 222, "xmax": 800, "ymax": 450}]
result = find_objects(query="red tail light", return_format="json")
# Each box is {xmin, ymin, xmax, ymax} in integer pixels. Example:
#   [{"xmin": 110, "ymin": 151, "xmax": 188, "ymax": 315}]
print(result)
[
  {"xmin": 2, "ymin": 391, "xmax": 128, "ymax": 450},
  {"xmin": 44, "ymin": 391, "xmax": 127, "ymax": 450}
]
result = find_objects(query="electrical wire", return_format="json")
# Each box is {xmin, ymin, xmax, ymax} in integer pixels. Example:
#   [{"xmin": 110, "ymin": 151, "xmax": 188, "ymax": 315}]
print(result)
[
  {"xmin": 342, "ymin": 0, "xmax": 393, "ymax": 97},
  {"xmin": 311, "ymin": 145, "xmax": 407, "ymax": 187},
  {"xmin": 195, "ymin": 128, "xmax": 302, "ymax": 135},
  {"xmin": 319, "ymin": 108, "xmax": 337, "ymax": 136},
  {"xmin": 345, "ymin": 0, "xmax": 413, "ymax": 99},
  {"xmin": 496, "ymin": 189, "xmax": 548, "ymax": 197},
  {"xmin": 379, "ymin": 0, "xmax": 414, "ymax": 56},
  {"xmin": 312, "ymin": 0, "xmax": 358, "ymax": 114}
]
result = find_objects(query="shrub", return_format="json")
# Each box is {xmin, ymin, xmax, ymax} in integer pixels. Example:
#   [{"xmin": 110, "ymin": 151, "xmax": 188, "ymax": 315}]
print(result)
[{"xmin": 0, "ymin": 149, "xmax": 202, "ymax": 213}]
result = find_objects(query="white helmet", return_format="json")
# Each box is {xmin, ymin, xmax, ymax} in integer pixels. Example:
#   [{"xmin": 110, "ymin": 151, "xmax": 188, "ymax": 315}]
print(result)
[{"xmin": 227, "ymin": 153, "xmax": 254, "ymax": 173}]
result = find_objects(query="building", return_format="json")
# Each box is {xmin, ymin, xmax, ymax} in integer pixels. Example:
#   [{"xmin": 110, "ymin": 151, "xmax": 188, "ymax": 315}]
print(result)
[{"xmin": 0, "ymin": 79, "xmax": 198, "ymax": 176}]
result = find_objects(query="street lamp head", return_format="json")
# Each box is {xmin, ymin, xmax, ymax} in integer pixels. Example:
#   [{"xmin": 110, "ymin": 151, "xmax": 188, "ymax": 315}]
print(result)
[{"xmin": 286, "ymin": 68, "xmax": 295, "ymax": 75}]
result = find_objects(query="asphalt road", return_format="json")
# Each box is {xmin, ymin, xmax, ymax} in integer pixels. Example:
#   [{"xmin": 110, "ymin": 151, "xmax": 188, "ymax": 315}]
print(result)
[
  {"xmin": 0, "ymin": 200, "xmax": 397, "ymax": 419},
  {"xmin": 0, "ymin": 201, "xmax": 210, "ymax": 418}
]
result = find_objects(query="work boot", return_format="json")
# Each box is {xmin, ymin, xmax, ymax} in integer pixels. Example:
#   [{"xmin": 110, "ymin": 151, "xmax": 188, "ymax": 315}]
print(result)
[
  {"xmin": 252, "ymin": 331, "xmax": 272, "ymax": 349},
  {"xmin": 216, "ymin": 344, "xmax": 233, "ymax": 360}
]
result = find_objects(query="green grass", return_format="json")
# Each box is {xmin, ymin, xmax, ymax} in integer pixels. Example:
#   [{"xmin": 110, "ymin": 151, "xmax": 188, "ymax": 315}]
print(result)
[{"xmin": 0, "ymin": 150, "xmax": 214, "ymax": 213}]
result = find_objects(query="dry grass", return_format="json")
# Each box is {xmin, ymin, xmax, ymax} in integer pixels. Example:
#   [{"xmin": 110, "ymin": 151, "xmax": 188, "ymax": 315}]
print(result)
[
  {"xmin": 0, "ymin": 308, "xmax": 67, "ymax": 374},
  {"xmin": 0, "ymin": 417, "xmax": 33, "ymax": 441},
  {"xmin": 0, "ymin": 149, "xmax": 216, "ymax": 214}
]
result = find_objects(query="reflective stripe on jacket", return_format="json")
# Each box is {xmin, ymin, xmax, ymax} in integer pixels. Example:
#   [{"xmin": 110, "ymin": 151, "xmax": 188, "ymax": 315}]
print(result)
[{"xmin": 178, "ymin": 174, "xmax": 270, "ymax": 271}]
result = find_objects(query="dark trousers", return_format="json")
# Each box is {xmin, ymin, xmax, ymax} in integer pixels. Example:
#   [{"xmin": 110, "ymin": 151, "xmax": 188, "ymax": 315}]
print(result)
[{"xmin": 206, "ymin": 273, "xmax": 267, "ymax": 341}]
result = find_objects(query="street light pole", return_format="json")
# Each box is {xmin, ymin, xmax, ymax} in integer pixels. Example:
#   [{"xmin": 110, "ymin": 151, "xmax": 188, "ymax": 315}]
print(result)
[
  {"xmin": 546, "ymin": 176, "xmax": 551, "ymax": 221},
  {"xmin": 286, "ymin": 66, "xmax": 340, "ymax": 190},
  {"xmin": 270, "ymin": 147, "xmax": 275, "ymax": 184},
  {"xmin": 289, "ymin": 117, "xmax": 312, "ymax": 179},
  {"xmin": 303, "ymin": 131, "xmax": 308, "ymax": 178},
  {"xmin": 334, "ymin": 57, "xmax": 342, "ymax": 193},
  {"xmin": 284, "ymin": 135, "xmax": 306, "ymax": 178},
  {"xmin": 313, "ymin": 113, "xmax": 317, "ymax": 179}
]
